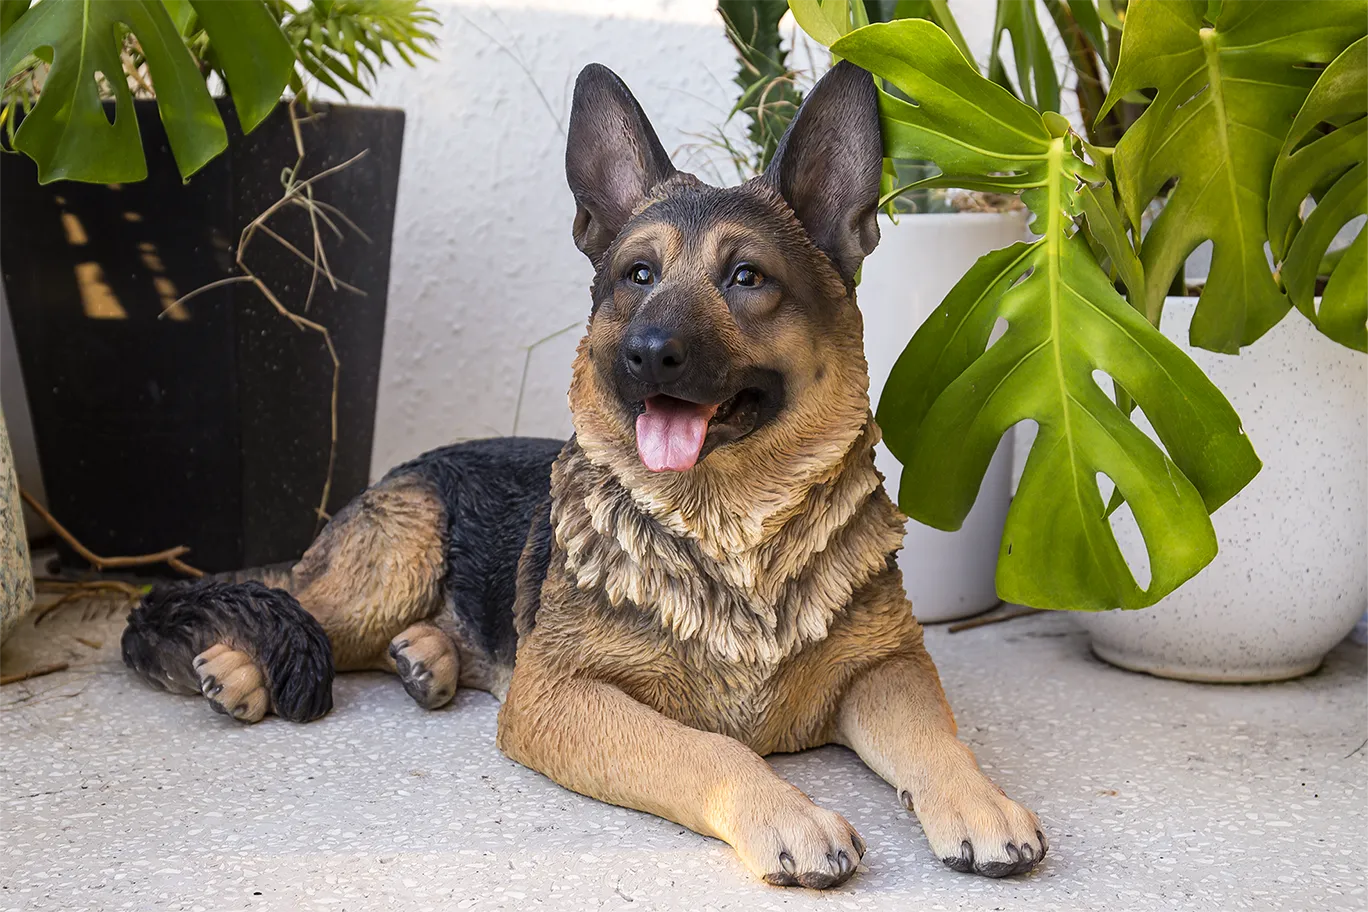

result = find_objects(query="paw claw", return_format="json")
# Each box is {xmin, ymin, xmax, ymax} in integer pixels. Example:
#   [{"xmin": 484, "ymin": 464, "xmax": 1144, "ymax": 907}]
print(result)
[{"xmin": 779, "ymin": 851, "xmax": 796, "ymax": 875}]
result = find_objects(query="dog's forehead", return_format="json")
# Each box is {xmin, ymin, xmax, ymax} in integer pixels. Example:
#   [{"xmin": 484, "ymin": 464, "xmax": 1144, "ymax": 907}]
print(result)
[{"xmin": 627, "ymin": 180, "xmax": 794, "ymax": 245}]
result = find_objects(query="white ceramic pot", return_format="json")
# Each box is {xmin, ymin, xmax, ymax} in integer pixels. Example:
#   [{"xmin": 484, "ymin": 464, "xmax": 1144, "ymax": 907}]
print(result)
[
  {"xmin": 859, "ymin": 211, "xmax": 1028, "ymax": 623},
  {"xmin": 0, "ymin": 411, "xmax": 34, "ymax": 644},
  {"xmin": 1076, "ymin": 296, "xmax": 1367, "ymax": 682}
]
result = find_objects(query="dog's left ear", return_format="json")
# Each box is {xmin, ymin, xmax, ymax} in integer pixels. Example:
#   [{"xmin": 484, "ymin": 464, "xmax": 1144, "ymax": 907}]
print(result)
[
  {"xmin": 566, "ymin": 63, "xmax": 677, "ymax": 264},
  {"xmin": 763, "ymin": 60, "xmax": 884, "ymax": 284}
]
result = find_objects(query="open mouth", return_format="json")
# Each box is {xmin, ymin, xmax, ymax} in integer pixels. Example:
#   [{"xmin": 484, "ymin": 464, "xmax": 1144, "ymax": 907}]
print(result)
[{"xmin": 634, "ymin": 389, "xmax": 764, "ymax": 472}]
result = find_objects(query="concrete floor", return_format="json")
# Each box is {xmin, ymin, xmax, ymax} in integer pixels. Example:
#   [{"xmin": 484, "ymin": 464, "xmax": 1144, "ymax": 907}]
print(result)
[{"xmin": 2, "ymin": 603, "xmax": 1364, "ymax": 912}]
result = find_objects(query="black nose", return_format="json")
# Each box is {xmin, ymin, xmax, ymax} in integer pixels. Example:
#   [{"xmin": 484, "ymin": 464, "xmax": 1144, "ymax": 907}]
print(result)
[{"xmin": 623, "ymin": 327, "xmax": 688, "ymax": 384}]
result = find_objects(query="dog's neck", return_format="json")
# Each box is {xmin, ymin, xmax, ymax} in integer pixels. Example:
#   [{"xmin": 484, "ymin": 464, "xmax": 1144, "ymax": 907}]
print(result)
[{"xmin": 549, "ymin": 417, "xmax": 906, "ymax": 664}]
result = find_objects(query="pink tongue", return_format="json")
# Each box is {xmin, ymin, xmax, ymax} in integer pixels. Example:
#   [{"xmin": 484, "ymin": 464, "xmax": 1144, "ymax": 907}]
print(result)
[{"xmin": 635, "ymin": 396, "xmax": 718, "ymax": 472}]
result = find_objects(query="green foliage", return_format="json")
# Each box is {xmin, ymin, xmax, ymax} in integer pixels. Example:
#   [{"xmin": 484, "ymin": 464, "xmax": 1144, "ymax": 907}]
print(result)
[
  {"xmin": 1, "ymin": 0, "xmax": 291, "ymax": 183},
  {"xmin": 271, "ymin": 0, "xmax": 437, "ymax": 101},
  {"xmin": 789, "ymin": 0, "xmax": 1368, "ymax": 610},
  {"xmin": 829, "ymin": 18, "xmax": 1261, "ymax": 611},
  {"xmin": 987, "ymin": 0, "xmax": 1059, "ymax": 113},
  {"xmin": 718, "ymin": 0, "xmax": 803, "ymax": 174},
  {"xmin": 1100, "ymin": 0, "xmax": 1366, "ymax": 353},
  {"xmin": 0, "ymin": 0, "xmax": 437, "ymax": 184},
  {"xmin": 1267, "ymin": 36, "xmax": 1366, "ymax": 353}
]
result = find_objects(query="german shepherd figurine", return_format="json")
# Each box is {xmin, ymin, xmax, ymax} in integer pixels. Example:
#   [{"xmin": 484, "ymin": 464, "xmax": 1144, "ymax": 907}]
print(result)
[{"xmin": 122, "ymin": 61, "xmax": 1047, "ymax": 888}]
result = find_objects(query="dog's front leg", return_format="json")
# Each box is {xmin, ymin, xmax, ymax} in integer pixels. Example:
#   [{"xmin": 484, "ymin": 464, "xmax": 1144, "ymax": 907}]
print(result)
[
  {"xmin": 499, "ymin": 670, "xmax": 863, "ymax": 888},
  {"xmin": 836, "ymin": 651, "xmax": 1047, "ymax": 877}
]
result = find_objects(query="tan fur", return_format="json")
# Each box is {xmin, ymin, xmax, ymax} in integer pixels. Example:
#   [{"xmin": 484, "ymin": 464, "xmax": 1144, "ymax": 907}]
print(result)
[
  {"xmin": 289, "ymin": 481, "xmax": 447, "ymax": 670},
  {"xmin": 835, "ymin": 653, "xmax": 1047, "ymax": 871},
  {"xmin": 550, "ymin": 420, "xmax": 904, "ymax": 665}
]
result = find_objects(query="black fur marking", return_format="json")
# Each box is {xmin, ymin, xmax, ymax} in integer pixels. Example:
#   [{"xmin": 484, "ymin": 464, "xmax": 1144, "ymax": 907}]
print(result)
[
  {"xmin": 513, "ymin": 493, "xmax": 555, "ymax": 640},
  {"xmin": 384, "ymin": 437, "xmax": 563, "ymax": 669},
  {"xmin": 122, "ymin": 580, "xmax": 334, "ymax": 723}
]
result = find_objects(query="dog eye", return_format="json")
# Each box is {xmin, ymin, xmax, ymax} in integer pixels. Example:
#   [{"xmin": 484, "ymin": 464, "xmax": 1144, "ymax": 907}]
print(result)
[
  {"xmin": 730, "ymin": 264, "xmax": 763, "ymax": 288},
  {"xmin": 627, "ymin": 263, "xmax": 654, "ymax": 285}
]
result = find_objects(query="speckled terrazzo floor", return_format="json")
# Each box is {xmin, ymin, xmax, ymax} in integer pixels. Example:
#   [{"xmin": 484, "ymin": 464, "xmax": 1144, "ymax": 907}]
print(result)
[{"xmin": 2, "ymin": 607, "xmax": 1364, "ymax": 912}]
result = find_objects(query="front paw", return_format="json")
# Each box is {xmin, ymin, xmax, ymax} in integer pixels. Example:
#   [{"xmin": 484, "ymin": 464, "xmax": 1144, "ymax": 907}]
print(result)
[
  {"xmin": 904, "ymin": 771, "xmax": 1046, "ymax": 878},
  {"xmin": 725, "ymin": 789, "xmax": 864, "ymax": 889}
]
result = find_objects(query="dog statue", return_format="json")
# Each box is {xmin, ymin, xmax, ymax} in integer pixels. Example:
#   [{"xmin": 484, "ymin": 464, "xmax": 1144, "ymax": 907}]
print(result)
[{"xmin": 123, "ymin": 61, "xmax": 1046, "ymax": 888}]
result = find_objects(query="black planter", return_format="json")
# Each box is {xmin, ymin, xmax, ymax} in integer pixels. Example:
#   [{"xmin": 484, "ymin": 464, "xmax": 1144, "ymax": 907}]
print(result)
[{"xmin": 1, "ymin": 100, "xmax": 404, "ymax": 572}]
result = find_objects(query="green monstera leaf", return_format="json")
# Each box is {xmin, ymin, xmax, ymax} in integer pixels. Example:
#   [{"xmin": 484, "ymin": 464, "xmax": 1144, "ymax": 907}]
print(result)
[
  {"xmin": 0, "ymin": 0, "xmax": 293, "ymax": 183},
  {"xmin": 827, "ymin": 18, "xmax": 1262, "ymax": 610},
  {"xmin": 987, "ymin": 0, "xmax": 1059, "ymax": 113},
  {"xmin": 1100, "ymin": 0, "xmax": 1366, "ymax": 353},
  {"xmin": 1267, "ymin": 36, "xmax": 1367, "ymax": 353}
]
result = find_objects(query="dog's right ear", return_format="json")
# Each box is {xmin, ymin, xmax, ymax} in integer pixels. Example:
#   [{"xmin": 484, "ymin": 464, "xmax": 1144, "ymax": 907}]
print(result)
[{"xmin": 566, "ymin": 63, "xmax": 676, "ymax": 264}]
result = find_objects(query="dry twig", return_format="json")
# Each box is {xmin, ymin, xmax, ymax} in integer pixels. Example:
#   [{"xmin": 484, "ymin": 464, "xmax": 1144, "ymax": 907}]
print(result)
[
  {"xmin": 164, "ymin": 98, "xmax": 370, "ymax": 529},
  {"xmin": 20, "ymin": 487, "xmax": 203, "ymax": 578},
  {"xmin": 948, "ymin": 606, "xmax": 1042, "ymax": 634},
  {"xmin": 1, "ymin": 663, "xmax": 69, "ymax": 686}
]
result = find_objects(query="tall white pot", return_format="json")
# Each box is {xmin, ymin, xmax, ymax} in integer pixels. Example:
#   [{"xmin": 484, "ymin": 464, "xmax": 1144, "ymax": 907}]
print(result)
[
  {"xmin": 0, "ymin": 410, "xmax": 34, "ymax": 644},
  {"xmin": 1076, "ymin": 296, "xmax": 1367, "ymax": 682},
  {"xmin": 860, "ymin": 211, "xmax": 1028, "ymax": 623}
]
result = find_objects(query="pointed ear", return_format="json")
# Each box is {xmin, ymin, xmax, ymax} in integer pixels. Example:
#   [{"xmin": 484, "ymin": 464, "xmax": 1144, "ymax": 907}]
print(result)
[
  {"xmin": 763, "ymin": 60, "xmax": 884, "ymax": 284},
  {"xmin": 565, "ymin": 63, "xmax": 677, "ymax": 264}
]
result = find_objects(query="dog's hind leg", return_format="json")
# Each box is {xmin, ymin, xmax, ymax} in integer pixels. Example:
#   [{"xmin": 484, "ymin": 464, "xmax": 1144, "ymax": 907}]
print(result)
[
  {"xmin": 123, "ymin": 476, "xmax": 452, "ymax": 722},
  {"xmin": 289, "ymin": 478, "xmax": 450, "ymax": 675}
]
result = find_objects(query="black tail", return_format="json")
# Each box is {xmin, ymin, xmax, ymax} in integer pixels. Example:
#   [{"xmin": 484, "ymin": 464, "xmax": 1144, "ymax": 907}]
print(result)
[{"xmin": 121, "ymin": 579, "xmax": 335, "ymax": 722}]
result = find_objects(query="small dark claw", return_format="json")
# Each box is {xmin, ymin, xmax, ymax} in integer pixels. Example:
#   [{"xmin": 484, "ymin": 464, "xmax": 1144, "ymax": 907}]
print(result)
[
  {"xmin": 1037, "ymin": 829, "xmax": 1049, "ymax": 854},
  {"xmin": 779, "ymin": 851, "xmax": 796, "ymax": 875},
  {"xmin": 943, "ymin": 839, "xmax": 975, "ymax": 873},
  {"xmin": 1006, "ymin": 842, "xmax": 1021, "ymax": 863},
  {"xmin": 1021, "ymin": 842, "xmax": 1036, "ymax": 862},
  {"xmin": 898, "ymin": 788, "xmax": 914, "ymax": 812},
  {"xmin": 852, "ymin": 832, "xmax": 867, "ymax": 858},
  {"xmin": 835, "ymin": 851, "xmax": 852, "ymax": 876}
]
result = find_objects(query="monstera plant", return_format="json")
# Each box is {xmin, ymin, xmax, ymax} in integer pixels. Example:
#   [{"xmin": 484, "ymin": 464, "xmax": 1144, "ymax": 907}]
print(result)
[
  {"xmin": 0, "ymin": 0, "xmax": 435, "ymax": 183},
  {"xmin": 790, "ymin": 0, "xmax": 1366, "ymax": 611}
]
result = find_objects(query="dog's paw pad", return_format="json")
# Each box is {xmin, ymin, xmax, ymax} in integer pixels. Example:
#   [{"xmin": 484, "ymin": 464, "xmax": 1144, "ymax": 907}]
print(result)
[
  {"xmin": 736, "ymin": 796, "xmax": 863, "ymax": 890},
  {"xmin": 916, "ymin": 778, "xmax": 1046, "ymax": 878},
  {"xmin": 388, "ymin": 625, "xmax": 458, "ymax": 710},
  {"xmin": 193, "ymin": 645, "xmax": 268, "ymax": 723}
]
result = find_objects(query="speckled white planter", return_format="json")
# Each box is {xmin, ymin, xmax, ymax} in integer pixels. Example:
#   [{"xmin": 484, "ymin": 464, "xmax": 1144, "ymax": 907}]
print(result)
[
  {"xmin": 0, "ymin": 412, "xmax": 34, "ymax": 643},
  {"xmin": 1077, "ymin": 296, "xmax": 1367, "ymax": 682},
  {"xmin": 860, "ymin": 212, "xmax": 1028, "ymax": 623}
]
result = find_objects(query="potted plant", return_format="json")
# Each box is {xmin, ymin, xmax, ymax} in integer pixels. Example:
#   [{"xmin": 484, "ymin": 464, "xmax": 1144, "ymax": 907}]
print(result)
[
  {"xmin": 718, "ymin": 0, "xmax": 1028, "ymax": 623},
  {"xmin": 790, "ymin": 0, "xmax": 1366, "ymax": 679},
  {"xmin": 0, "ymin": 415, "xmax": 34, "ymax": 642},
  {"xmin": 0, "ymin": 0, "xmax": 437, "ymax": 572}
]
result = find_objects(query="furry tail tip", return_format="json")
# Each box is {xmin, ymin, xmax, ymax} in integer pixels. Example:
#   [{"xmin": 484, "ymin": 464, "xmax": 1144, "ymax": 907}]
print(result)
[{"xmin": 121, "ymin": 579, "xmax": 335, "ymax": 723}]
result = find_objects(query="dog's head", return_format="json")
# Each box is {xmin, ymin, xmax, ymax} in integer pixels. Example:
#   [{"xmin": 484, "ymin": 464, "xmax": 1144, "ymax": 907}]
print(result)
[{"xmin": 564, "ymin": 61, "xmax": 883, "ymax": 530}]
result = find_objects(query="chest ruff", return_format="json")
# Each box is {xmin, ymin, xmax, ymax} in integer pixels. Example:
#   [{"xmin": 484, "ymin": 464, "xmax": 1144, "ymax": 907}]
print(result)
[{"xmin": 548, "ymin": 421, "xmax": 908, "ymax": 667}]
